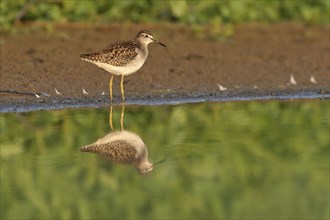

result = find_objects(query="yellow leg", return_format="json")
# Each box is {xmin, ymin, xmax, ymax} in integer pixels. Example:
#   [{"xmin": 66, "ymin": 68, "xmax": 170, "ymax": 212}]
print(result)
[
  {"xmin": 120, "ymin": 75, "xmax": 125, "ymax": 101},
  {"xmin": 120, "ymin": 105, "xmax": 125, "ymax": 131},
  {"xmin": 109, "ymin": 106, "xmax": 114, "ymax": 130},
  {"xmin": 109, "ymin": 75, "xmax": 114, "ymax": 101}
]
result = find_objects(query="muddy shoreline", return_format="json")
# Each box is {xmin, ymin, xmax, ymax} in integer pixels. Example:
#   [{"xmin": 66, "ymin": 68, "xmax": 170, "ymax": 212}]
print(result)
[
  {"xmin": 1, "ymin": 88, "xmax": 329, "ymax": 112},
  {"xmin": 1, "ymin": 23, "xmax": 329, "ymax": 112}
]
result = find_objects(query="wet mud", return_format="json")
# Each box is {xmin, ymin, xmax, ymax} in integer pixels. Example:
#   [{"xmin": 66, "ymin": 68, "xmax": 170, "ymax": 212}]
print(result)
[{"xmin": 1, "ymin": 23, "xmax": 329, "ymax": 112}]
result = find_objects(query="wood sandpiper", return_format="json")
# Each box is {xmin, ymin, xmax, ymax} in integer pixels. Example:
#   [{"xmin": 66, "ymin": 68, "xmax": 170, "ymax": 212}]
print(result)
[
  {"xmin": 80, "ymin": 30, "xmax": 166, "ymax": 101},
  {"xmin": 80, "ymin": 130, "xmax": 165, "ymax": 175}
]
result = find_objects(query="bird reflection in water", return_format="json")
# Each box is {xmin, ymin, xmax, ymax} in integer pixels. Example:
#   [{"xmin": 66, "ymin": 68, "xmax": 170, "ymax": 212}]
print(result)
[{"xmin": 80, "ymin": 106, "xmax": 165, "ymax": 175}]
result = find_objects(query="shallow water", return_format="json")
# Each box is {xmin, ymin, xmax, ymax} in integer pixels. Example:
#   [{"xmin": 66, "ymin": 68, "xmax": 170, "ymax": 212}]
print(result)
[{"xmin": 1, "ymin": 101, "xmax": 329, "ymax": 219}]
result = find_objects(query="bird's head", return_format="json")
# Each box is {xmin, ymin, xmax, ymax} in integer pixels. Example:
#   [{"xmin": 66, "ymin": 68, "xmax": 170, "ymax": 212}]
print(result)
[
  {"xmin": 137, "ymin": 161, "xmax": 154, "ymax": 175},
  {"xmin": 136, "ymin": 30, "xmax": 166, "ymax": 47},
  {"xmin": 136, "ymin": 158, "xmax": 167, "ymax": 175}
]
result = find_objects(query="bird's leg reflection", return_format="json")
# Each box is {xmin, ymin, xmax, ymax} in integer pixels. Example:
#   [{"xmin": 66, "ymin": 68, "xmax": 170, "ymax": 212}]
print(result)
[
  {"xmin": 109, "ymin": 106, "xmax": 114, "ymax": 131},
  {"xmin": 109, "ymin": 105, "xmax": 125, "ymax": 131},
  {"xmin": 120, "ymin": 105, "xmax": 125, "ymax": 131}
]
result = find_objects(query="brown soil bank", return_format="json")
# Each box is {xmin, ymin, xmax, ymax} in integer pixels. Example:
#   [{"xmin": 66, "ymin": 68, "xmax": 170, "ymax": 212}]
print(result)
[{"xmin": 0, "ymin": 23, "xmax": 329, "ymax": 112}]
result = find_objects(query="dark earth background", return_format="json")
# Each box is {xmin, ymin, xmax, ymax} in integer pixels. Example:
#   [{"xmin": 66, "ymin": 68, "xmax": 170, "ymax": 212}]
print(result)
[{"xmin": 1, "ymin": 23, "xmax": 329, "ymax": 111}]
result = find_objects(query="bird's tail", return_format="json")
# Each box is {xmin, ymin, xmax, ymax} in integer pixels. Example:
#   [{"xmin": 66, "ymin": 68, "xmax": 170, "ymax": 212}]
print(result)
[
  {"xmin": 79, "ymin": 53, "xmax": 90, "ymax": 60},
  {"xmin": 80, "ymin": 144, "xmax": 99, "ymax": 153}
]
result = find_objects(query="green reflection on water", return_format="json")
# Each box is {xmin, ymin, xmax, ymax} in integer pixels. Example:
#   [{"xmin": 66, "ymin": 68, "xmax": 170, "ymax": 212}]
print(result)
[{"xmin": 1, "ymin": 101, "xmax": 329, "ymax": 219}]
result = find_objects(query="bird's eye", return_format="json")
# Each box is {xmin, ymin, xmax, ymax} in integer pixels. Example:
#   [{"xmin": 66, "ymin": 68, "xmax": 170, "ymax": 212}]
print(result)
[{"xmin": 144, "ymin": 35, "xmax": 148, "ymax": 38}]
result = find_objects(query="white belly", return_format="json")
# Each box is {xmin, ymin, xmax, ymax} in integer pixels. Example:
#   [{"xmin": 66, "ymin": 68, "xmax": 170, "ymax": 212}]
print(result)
[{"xmin": 93, "ymin": 52, "xmax": 147, "ymax": 76}]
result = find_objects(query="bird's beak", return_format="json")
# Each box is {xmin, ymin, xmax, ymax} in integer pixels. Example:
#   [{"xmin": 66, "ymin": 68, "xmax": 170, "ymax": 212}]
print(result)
[
  {"xmin": 152, "ymin": 38, "xmax": 167, "ymax": 47},
  {"xmin": 152, "ymin": 158, "xmax": 167, "ymax": 168}
]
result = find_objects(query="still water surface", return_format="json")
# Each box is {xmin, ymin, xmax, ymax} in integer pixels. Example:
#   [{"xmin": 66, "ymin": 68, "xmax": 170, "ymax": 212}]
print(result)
[{"xmin": 1, "ymin": 101, "xmax": 329, "ymax": 219}]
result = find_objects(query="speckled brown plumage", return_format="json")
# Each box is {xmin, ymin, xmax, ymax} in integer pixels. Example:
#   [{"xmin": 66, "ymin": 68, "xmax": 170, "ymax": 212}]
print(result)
[
  {"xmin": 80, "ymin": 130, "xmax": 166, "ymax": 175},
  {"xmin": 80, "ymin": 140, "xmax": 138, "ymax": 165},
  {"xmin": 79, "ymin": 30, "xmax": 166, "ymax": 101},
  {"xmin": 80, "ymin": 40, "xmax": 141, "ymax": 67}
]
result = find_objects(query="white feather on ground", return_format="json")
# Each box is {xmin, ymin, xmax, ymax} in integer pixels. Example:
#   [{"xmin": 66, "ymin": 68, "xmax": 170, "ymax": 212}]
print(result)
[
  {"xmin": 310, "ymin": 75, "xmax": 317, "ymax": 84},
  {"xmin": 217, "ymin": 84, "xmax": 228, "ymax": 91},
  {"xmin": 82, "ymin": 88, "xmax": 89, "ymax": 95},
  {"xmin": 55, "ymin": 88, "xmax": 61, "ymax": 95},
  {"xmin": 34, "ymin": 92, "xmax": 41, "ymax": 98},
  {"xmin": 290, "ymin": 74, "xmax": 297, "ymax": 85}
]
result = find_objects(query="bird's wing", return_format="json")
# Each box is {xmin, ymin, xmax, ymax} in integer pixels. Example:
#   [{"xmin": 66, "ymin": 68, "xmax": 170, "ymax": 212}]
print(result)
[
  {"xmin": 80, "ymin": 40, "xmax": 139, "ymax": 67},
  {"xmin": 81, "ymin": 140, "xmax": 138, "ymax": 164}
]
